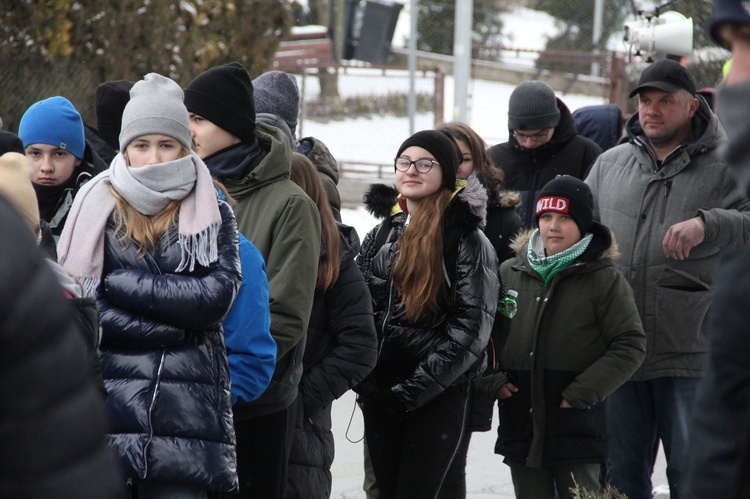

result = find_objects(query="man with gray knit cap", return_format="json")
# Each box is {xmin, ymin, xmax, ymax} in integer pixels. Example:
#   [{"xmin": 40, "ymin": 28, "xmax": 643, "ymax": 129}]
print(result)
[
  {"xmin": 184, "ymin": 62, "xmax": 321, "ymax": 499},
  {"xmin": 488, "ymin": 80, "xmax": 602, "ymax": 228},
  {"xmin": 253, "ymin": 70, "xmax": 343, "ymax": 221},
  {"xmin": 586, "ymin": 59, "xmax": 750, "ymax": 499}
]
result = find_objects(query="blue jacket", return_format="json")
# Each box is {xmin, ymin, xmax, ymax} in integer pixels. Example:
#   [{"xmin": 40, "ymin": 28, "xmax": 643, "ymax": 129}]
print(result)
[
  {"xmin": 217, "ymin": 189, "xmax": 276, "ymax": 404},
  {"xmin": 98, "ymin": 200, "xmax": 241, "ymax": 493}
]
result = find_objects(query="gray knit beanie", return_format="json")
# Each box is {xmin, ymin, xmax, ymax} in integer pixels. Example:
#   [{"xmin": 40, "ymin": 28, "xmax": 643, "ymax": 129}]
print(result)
[
  {"xmin": 119, "ymin": 73, "xmax": 192, "ymax": 151},
  {"xmin": 252, "ymin": 71, "xmax": 300, "ymax": 140},
  {"xmin": 508, "ymin": 81, "xmax": 561, "ymax": 131}
]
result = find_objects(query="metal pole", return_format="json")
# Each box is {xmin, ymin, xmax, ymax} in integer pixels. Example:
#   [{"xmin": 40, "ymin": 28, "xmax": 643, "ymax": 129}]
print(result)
[
  {"xmin": 408, "ymin": 0, "xmax": 417, "ymax": 134},
  {"xmin": 592, "ymin": 0, "xmax": 604, "ymax": 77},
  {"xmin": 453, "ymin": 0, "xmax": 472, "ymax": 122}
]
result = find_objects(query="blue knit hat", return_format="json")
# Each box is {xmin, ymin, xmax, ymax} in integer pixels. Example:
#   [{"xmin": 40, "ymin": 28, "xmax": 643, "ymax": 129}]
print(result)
[{"xmin": 19, "ymin": 96, "xmax": 85, "ymax": 160}]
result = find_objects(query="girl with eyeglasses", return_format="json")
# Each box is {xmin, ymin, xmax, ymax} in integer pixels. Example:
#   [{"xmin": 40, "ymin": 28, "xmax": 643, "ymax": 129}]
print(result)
[{"xmin": 354, "ymin": 129, "xmax": 500, "ymax": 498}]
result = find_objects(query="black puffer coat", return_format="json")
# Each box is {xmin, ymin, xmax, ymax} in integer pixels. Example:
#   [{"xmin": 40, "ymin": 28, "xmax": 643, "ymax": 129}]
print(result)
[
  {"xmin": 487, "ymin": 98, "xmax": 602, "ymax": 229},
  {"xmin": 286, "ymin": 224, "xmax": 377, "ymax": 499},
  {"xmin": 98, "ymin": 200, "xmax": 241, "ymax": 493},
  {"xmin": 0, "ymin": 196, "xmax": 123, "ymax": 498},
  {"xmin": 356, "ymin": 177, "xmax": 500, "ymax": 412}
]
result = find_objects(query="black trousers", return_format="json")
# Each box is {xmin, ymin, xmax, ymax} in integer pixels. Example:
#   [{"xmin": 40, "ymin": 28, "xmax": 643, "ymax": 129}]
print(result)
[
  {"xmin": 233, "ymin": 401, "xmax": 298, "ymax": 499},
  {"xmin": 361, "ymin": 383, "xmax": 470, "ymax": 499}
]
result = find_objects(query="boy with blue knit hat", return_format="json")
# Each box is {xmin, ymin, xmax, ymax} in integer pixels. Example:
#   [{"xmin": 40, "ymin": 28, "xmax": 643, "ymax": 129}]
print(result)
[{"xmin": 18, "ymin": 96, "xmax": 105, "ymax": 241}]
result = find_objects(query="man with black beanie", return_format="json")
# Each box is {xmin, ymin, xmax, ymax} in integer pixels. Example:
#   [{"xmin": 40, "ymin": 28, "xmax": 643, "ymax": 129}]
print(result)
[
  {"xmin": 487, "ymin": 80, "xmax": 602, "ymax": 229},
  {"xmin": 184, "ymin": 62, "xmax": 321, "ymax": 499}
]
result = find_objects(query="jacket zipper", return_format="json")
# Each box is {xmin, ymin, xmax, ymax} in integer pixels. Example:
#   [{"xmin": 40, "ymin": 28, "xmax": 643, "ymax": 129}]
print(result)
[{"xmin": 141, "ymin": 348, "xmax": 167, "ymax": 479}]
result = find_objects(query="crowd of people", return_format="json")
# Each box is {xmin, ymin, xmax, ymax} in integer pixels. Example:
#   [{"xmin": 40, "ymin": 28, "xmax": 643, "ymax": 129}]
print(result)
[{"xmin": 0, "ymin": 1, "xmax": 749, "ymax": 498}]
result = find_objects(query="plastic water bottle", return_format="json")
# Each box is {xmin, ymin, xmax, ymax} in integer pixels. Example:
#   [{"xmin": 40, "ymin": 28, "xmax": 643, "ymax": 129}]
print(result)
[{"xmin": 498, "ymin": 290, "xmax": 518, "ymax": 319}]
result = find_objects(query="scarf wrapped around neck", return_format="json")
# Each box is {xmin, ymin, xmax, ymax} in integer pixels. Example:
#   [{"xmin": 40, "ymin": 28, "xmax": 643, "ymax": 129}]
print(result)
[
  {"xmin": 527, "ymin": 229, "xmax": 593, "ymax": 284},
  {"xmin": 57, "ymin": 152, "xmax": 222, "ymax": 297}
]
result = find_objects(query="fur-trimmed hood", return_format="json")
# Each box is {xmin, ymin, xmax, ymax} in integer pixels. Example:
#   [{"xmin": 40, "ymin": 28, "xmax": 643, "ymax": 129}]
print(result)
[
  {"xmin": 509, "ymin": 221, "xmax": 620, "ymax": 262},
  {"xmin": 363, "ymin": 175, "xmax": 489, "ymax": 229}
]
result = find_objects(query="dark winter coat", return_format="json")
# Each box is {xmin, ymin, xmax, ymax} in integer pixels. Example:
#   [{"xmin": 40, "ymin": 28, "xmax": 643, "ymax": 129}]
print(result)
[
  {"xmin": 286, "ymin": 224, "xmax": 377, "ymax": 499},
  {"xmin": 476, "ymin": 225, "xmax": 645, "ymax": 467},
  {"xmin": 98, "ymin": 200, "xmax": 241, "ymax": 493},
  {"xmin": 571, "ymin": 103, "xmax": 624, "ymax": 152},
  {"xmin": 488, "ymin": 98, "xmax": 602, "ymax": 228},
  {"xmin": 356, "ymin": 177, "xmax": 500, "ymax": 412},
  {"xmin": 0, "ymin": 195, "xmax": 123, "ymax": 498}
]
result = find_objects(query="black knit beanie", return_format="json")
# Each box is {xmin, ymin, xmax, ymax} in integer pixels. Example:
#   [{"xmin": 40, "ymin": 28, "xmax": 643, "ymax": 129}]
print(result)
[
  {"xmin": 0, "ymin": 130, "xmax": 24, "ymax": 155},
  {"xmin": 95, "ymin": 80, "xmax": 134, "ymax": 151},
  {"xmin": 184, "ymin": 62, "xmax": 256, "ymax": 143},
  {"xmin": 396, "ymin": 129, "xmax": 462, "ymax": 189},
  {"xmin": 508, "ymin": 81, "xmax": 561, "ymax": 131},
  {"xmin": 535, "ymin": 175, "xmax": 594, "ymax": 235}
]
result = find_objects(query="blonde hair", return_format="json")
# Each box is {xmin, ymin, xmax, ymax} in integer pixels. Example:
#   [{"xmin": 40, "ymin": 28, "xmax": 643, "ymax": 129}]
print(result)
[
  {"xmin": 392, "ymin": 188, "xmax": 452, "ymax": 322},
  {"xmin": 289, "ymin": 153, "xmax": 341, "ymax": 290}
]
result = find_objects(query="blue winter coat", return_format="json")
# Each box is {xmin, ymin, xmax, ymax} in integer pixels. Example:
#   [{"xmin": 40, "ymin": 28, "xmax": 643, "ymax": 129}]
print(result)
[
  {"xmin": 98, "ymin": 200, "xmax": 241, "ymax": 493},
  {"xmin": 216, "ymin": 189, "xmax": 276, "ymax": 404}
]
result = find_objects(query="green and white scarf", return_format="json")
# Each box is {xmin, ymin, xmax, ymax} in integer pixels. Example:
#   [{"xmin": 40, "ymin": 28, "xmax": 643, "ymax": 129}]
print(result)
[{"xmin": 527, "ymin": 229, "xmax": 593, "ymax": 284}]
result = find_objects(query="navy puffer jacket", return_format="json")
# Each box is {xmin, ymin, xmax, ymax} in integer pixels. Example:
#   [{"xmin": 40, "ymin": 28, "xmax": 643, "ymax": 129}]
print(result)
[{"xmin": 98, "ymin": 200, "xmax": 241, "ymax": 493}]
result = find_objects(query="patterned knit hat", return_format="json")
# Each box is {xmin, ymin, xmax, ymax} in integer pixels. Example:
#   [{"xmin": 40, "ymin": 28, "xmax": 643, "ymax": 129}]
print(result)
[
  {"xmin": 119, "ymin": 73, "xmax": 192, "ymax": 151},
  {"xmin": 19, "ymin": 96, "xmax": 85, "ymax": 160},
  {"xmin": 508, "ymin": 81, "xmax": 561, "ymax": 131},
  {"xmin": 535, "ymin": 175, "xmax": 594, "ymax": 235},
  {"xmin": 184, "ymin": 62, "xmax": 256, "ymax": 143}
]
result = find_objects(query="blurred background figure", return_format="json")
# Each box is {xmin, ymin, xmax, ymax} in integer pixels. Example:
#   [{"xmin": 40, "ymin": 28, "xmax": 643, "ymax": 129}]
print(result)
[
  {"xmin": 684, "ymin": 2, "xmax": 750, "ymax": 498},
  {"xmin": 572, "ymin": 104, "xmax": 627, "ymax": 151},
  {"xmin": 0, "ymin": 179, "xmax": 123, "ymax": 498}
]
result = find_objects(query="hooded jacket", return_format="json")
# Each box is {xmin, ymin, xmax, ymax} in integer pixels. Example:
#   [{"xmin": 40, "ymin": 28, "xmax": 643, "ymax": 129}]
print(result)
[
  {"xmin": 585, "ymin": 96, "xmax": 750, "ymax": 380},
  {"xmin": 572, "ymin": 103, "xmax": 624, "ymax": 152},
  {"xmin": 356, "ymin": 177, "xmax": 500, "ymax": 412},
  {"xmin": 97, "ymin": 200, "xmax": 241, "ymax": 492},
  {"xmin": 480, "ymin": 225, "xmax": 645, "ymax": 467},
  {"xmin": 488, "ymin": 98, "xmax": 602, "ymax": 228},
  {"xmin": 286, "ymin": 224, "xmax": 377, "ymax": 499},
  {"xmin": 208, "ymin": 122, "xmax": 321, "ymax": 419},
  {"xmin": 298, "ymin": 136, "xmax": 342, "ymax": 222}
]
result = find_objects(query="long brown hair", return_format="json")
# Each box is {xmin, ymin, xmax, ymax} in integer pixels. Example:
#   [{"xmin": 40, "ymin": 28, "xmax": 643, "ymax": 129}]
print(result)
[
  {"xmin": 392, "ymin": 187, "xmax": 452, "ymax": 322},
  {"xmin": 290, "ymin": 152, "xmax": 341, "ymax": 290},
  {"xmin": 437, "ymin": 121, "xmax": 505, "ymax": 193}
]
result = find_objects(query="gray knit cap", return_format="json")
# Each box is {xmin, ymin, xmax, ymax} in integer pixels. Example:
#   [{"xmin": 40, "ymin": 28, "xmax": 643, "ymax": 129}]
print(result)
[
  {"xmin": 508, "ymin": 81, "xmax": 561, "ymax": 131},
  {"xmin": 252, "ymin": 71, "xmax": 300, "ymax": 140},
  {"xmin": 119, "ymin": 73, "xmax": 192, "ymax": 151}
]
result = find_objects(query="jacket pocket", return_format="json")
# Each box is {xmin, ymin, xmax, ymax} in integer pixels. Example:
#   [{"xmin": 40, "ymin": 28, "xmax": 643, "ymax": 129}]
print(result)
[
  {"xmin": 544, "ymin": 403, "xmax": 607, "ymax": 463},
  {"xmin": 654, "ymin": 267, "xmax": 711, "ymax": 354}
]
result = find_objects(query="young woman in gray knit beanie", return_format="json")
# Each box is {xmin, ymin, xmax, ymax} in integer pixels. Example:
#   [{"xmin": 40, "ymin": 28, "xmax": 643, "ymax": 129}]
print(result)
[{"xmin": 58, "ymin": 73, "xmax": 242, "ymax": 498}]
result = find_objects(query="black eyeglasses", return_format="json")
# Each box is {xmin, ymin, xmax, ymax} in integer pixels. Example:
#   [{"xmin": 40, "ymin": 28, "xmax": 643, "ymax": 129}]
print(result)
[
  {"xmin": 394, "ymin": 157, "xmax": 439, "ymax": 173},
  {"xmin": 512, "ymin": 130, "xmax": 551, "ymax": 143}
]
